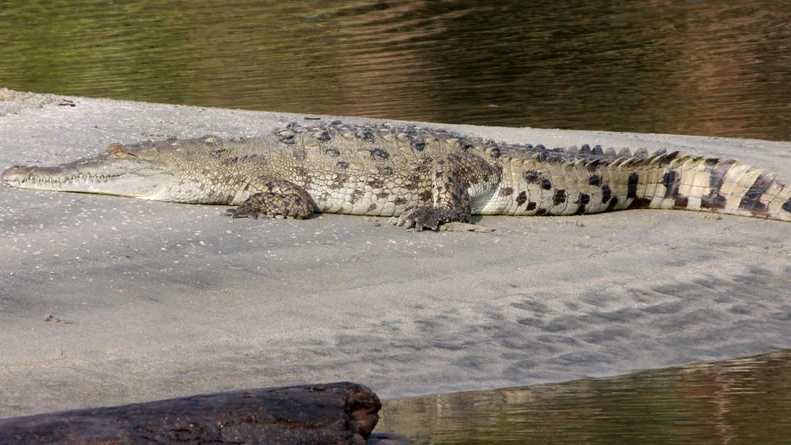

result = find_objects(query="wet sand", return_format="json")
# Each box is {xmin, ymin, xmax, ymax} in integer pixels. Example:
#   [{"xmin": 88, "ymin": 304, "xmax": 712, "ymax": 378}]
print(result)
[{"xmin": 1, "ymin": 89, "xmax": 790, "ymax": 418}]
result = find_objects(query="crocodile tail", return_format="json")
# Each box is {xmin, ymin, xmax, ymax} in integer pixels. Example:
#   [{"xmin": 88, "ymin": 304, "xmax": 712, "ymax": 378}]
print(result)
[{"xmin": 630, "ymin": 152, "xmax": 791, "ymax": 222}]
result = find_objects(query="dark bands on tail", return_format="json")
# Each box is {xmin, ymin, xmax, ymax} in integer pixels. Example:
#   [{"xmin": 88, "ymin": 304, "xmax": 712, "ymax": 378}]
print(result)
[
  {"xmin": 700, "ymin": 159, "xmax": 735, "ymax": 210},
  {"xmin": 634, "ymin": 153, "xmax": 791, "ymax": 221},
  {"xmin": 475, "ymin": 144, "xmax": 790, "ymax": 223}
]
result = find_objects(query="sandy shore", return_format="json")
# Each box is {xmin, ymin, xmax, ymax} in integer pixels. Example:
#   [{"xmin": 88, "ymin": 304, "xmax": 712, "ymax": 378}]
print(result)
[{"xmin": 1, "ymin": 89, "xmax": 790, "ymax": 418}]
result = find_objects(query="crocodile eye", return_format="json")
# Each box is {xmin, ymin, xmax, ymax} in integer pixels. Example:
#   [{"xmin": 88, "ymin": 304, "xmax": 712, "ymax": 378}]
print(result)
[
  {"xmin": 112, "ymin": 150, "xmax": 131, "ymax": 158},
  {"xmin": 107, "ymin": 147, "xmax": 136, "ymax": 158}
]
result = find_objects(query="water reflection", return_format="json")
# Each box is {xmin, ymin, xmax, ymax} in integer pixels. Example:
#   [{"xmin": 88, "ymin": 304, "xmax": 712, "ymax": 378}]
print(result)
[
  {"xmin": 0, "ymin": 1, "xmax": 788, "ymax": 139},
  {"xmin": 377, "ymin": 350, "xmax": 791, "ymax": 444}
]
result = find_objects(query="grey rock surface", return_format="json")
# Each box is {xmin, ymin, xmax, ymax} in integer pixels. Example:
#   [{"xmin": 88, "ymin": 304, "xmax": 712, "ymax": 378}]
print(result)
[{"xmin": 0, "ymin": 381, "xmax": 380, "ymax": 444}]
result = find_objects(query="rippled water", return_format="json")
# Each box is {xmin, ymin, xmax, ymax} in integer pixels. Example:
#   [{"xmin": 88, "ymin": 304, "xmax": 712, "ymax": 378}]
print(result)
[
  {"xmin": 0, "ymin": 1, "xmax": 789, "ymax": 140},
  {"xmin": 378, "ymin": 350, "xmax": 791, "ymax": 444}
]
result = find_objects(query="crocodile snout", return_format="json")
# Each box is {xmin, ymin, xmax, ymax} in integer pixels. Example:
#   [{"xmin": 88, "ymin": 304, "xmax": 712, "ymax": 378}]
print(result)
[{"xmin": 1, "ymin": 166, "xmax": 32, "ymax": 183}]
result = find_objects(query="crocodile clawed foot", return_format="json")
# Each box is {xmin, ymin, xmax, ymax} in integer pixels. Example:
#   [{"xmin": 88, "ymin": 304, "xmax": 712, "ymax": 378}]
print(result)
[
  {"xmin": 395, "ymin": 207, "xmax": 440, "ymax": 231},
  {"xmin": 225, "ymin": 203, "xmax": 265, "ymax": 219},
  {"xmin": 395, "ymin": 207, "xmax": 467, "ymax": 231},
  {"xmin": 226, "ymin": 187, "xmax": 315, "ymax": 220}
]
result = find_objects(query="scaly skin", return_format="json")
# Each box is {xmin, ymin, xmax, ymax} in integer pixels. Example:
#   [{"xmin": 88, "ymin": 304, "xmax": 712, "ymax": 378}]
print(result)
[{"xmin": 3, "ymin": 121, "xmax": 791, "ymax": 230}]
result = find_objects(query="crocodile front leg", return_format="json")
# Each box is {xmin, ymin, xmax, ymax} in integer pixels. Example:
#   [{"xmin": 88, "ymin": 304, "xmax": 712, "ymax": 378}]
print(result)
[
  {"xmin": 396, "ymin": 152, "xmax": 500, "ymax": 231},
  {"xmin": 226, "ymin": 179, "xmax": 316, "ymax": 219}
]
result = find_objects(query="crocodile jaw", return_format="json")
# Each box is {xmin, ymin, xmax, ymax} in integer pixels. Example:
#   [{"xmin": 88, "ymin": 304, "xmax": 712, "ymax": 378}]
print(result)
[{"xmin": 1, "ymin": 163, "xmax": 172, "ymax": 199}]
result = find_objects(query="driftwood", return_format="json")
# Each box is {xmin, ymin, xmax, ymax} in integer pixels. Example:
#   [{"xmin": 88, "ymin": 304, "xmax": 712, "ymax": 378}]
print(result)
[{"xmin": 0, "ymin": 381, "xmax": 381, "ymax": 444}]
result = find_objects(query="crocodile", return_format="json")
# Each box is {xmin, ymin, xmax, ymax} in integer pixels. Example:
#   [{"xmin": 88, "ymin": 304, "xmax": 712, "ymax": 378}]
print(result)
[{"xmin": 3, "ymin": 120, "xmax": 791, "ymax": 230}]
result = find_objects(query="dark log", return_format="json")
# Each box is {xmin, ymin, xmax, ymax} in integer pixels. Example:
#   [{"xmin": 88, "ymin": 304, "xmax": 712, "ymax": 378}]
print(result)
[{"xmin": 0, "ymin": 381, "xmax": 381, "ymax": 444}]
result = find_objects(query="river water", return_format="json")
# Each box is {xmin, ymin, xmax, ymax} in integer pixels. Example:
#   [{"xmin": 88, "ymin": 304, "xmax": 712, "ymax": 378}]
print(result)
[
  {"xmin": 0, "ymin": 0, "xmax": 789, "ymax": 140},
  {"xmin": 2, "ymin": 1, "xmax": 790, "ymax": 442},
  {"xmin": 378, "ymin": 350, "xmax": 791, "ymax": 444}
]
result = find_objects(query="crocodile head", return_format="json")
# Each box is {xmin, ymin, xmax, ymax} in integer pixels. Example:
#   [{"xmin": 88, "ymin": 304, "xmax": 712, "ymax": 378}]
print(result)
[{"xmin": 1, "ymin": 137, "xmax": 241, "ymax": 203}]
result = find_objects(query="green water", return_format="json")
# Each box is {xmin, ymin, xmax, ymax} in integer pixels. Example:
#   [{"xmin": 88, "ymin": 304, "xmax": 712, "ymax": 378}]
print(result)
[
  {"xmin": 379, "ymin": 350, "xmax": 791, "ymax": 444},
  {"xmin": 0, "ymin": 0, "xmax": 789, "ymax": 140}
]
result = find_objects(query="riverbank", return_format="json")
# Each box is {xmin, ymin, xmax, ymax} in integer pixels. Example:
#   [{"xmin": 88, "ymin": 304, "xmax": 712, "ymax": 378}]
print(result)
[{"xmin": 1, "ymin": 89, "xmax": 790, "ymax": 418}]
